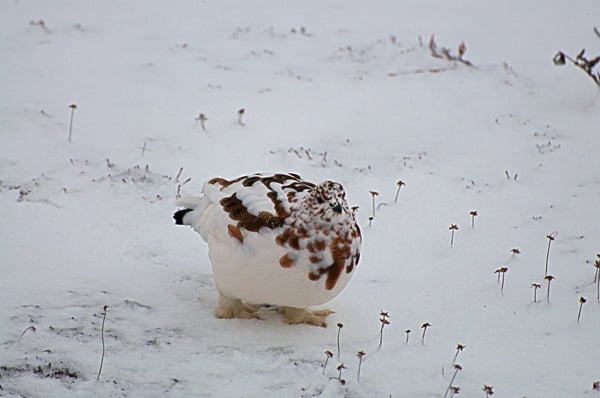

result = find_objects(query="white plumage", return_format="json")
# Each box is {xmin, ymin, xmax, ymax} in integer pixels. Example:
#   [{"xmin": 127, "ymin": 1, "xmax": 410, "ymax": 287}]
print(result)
[{"xmin": 174, "ymin": 173, "xmax": 361, "ymax": 326}]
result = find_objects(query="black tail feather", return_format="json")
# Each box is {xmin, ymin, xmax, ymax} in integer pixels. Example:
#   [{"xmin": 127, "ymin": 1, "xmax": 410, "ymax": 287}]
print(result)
[{"xmin": 173, "ymin": 208, "xmax": 194, "ymax": 225}]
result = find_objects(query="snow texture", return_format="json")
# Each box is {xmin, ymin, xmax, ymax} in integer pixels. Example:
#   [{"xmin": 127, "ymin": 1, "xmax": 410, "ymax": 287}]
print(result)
[{"xmin": 1, "ymin": 1, "xmax": 599, "ymax": 397}]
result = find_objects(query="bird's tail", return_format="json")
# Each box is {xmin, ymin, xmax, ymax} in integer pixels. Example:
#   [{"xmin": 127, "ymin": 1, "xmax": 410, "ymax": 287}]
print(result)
[{"xmin": 173, "ymin": 208, "xmax": 194, "ymax": 225}]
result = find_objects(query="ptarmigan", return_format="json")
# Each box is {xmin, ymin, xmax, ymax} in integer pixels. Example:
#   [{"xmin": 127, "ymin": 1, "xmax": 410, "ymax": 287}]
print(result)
[{"xmin": 173, "ymin": 173, "xmax": 362, "ymax": 327}]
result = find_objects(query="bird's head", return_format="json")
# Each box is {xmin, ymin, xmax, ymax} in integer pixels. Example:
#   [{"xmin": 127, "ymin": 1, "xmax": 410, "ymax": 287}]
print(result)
[{"xmin": 310, "ymin": 181, "xmax": 348, "ymax": 217}]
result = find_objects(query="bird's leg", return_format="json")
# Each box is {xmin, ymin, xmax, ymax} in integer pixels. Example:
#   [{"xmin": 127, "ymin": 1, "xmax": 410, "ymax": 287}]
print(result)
[
  {"xmin": 278, "ymin": 306, "xmax": 334, "ymax": 327},
  {"xmin": 215, "ymin": 292, "xmax": 262, "ymax": 320}
]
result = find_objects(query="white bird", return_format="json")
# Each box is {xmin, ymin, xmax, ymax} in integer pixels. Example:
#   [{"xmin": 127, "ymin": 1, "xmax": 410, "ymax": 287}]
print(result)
[{"xmin": 174, "ymin": 173, "xmax": 362, "ymax": 327}]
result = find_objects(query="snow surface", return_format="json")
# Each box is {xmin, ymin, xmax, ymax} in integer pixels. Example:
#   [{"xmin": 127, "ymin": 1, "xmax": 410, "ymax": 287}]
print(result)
[{"xmin": 1, "ymin": 1, "xmax": 600, "ymax": 397}]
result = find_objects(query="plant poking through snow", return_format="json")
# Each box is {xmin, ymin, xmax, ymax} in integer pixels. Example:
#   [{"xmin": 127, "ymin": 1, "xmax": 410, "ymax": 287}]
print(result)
[
  {"xmin": 593, "ymin": 381, "xmax": 600, "ymax": 391},
  {"xmin": 394, "ymin": 180, "xmax": 405, "ymax": 203},
  {"xmin": 97, "ymin": 305, "xmax": 108, "ymax": 382},
  {"xmin": 494, "ymin": 267, "xmax": 508, "ymax": 292},
  {"xmin": 237, "ymin": 108, "xmax": 246, "ymax": 126},
  {"xmin": 68, "ymin": 104, "xmax": 77, "ymax": 143},
  {"xmin": 405, "ymin": 329, "xmax": 411, "ymax": 344},
  {"xmin": 544, "ymin": 231, "xmax": 558, "ymax": 275},
  {"xmin": 421, "ymin": 322, "xmax": 431, "ymax": 345},
  {"xmin": 531, "ymin": 283, "xmax": 542, "ymax": 303},
  {"xmin": 323, "ymin": 350, "xmax": 333, "ymax": 375},
  {"xmin": 195, "ymin": 113, "xmax": 208, "ymax": 131},
  {"xmin": 443, "ymin": 364, "xmax": 462, "ymax": 398},
  {"xmin": 482, "ymin": 384, "xmax": 494, "ymax": 397},
  {"xmin": 428, "ymin": 35, "xmax": 473, "ymax": 66},
  {"xmin": 336, "ymin": 323, "xmax": 343, "ymax": 360},
  {"xmin": 544, "ymin": 275, "xmax": 555, "ymax": 303},
  {"xmin": 369, "ymin": 191, "xmax": 379, "ymax": 218},
  {"xmin": 449, "ymin": 386, "xmax": 461, "ymax": 397},
  {"xmin": 553, "ymin": 45, "xmax": 600, "ymax": 87},
  {"xmin": 356, "ymin": 351, "xmax": 365, "ymax": 383},
  {"xmin": 469, "ymin": 210, "xmax": 478, "ymax": 228},
  {"xmin": 577, "ymin": 296, "xmax": 587, "ymax": 323},
  {"xmin": 449, "ymin": 224, "xmax": 459, "ymax": 248},
  {"xmin": 594, "ymin": 254, "xmax": 600, "ymax": 302},
  {"xmin": 452, "ymin": 343, "xmax": 466, "ymax": 364},
  {"xmin": 336, "ymin": 363, "xmax": 347, "ymax": 383},
  {"xmin": 378, "ymin": 311, "xmax": 390, "ymax": 351}
]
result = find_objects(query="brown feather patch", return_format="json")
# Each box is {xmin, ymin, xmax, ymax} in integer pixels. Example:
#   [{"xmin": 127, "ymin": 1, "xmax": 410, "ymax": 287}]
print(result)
[{"xmin": 227, "ymin": 224, "xmax": 244, "ymax": 243}]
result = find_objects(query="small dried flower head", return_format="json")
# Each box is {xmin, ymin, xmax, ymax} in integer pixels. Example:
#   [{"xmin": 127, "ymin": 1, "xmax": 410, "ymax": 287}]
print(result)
[
  {"xmin": 531, "ymin": 283, "xmax": 542, "ymax": 289},
  {"xmin": 69, "ymin": 104, "xmax": 78, "ymax": 110},
  {"xmin": 592, "ymin": 381, "xmax": 600, "ymax": 391},
  {"xmin": 544, "ymin": 274, "xmax": 555, "ymax": 282},
  {"xmin": 579, "ymin": 296, "xmax": 587, "ymax": 304},
  {"xmin": 379, "ymin": 317, "xmax": 390, "ymax": 325},
  {"xmin": 456, "ymin": 343, "xmax": 466, "ymax": 351},
  {"xmin": 379, "ymin": 310, "xmax": 390, "ymax": 319},
  {"xmin": 396, "ymin": 180, "xmax": 406, "ymax": 187},
  {"xmin": 369, "ymin": 190, "xmax": 379, "ymax": 197},
  {"xmin": 337, "ymin": 323, "xmax": 343, "ymax": 329},
  {"xmin": 238, "ymin": 108, "xmax": 245, "ymax": 115},
  {"xmin": 482, "ymin": 385, "xmax": 494, "ymax": 395},
  {"xmin": 421, "ymin": 322, "xmax": 431, "ymax": 329},
  {"xmin": 450, "ymin": 386, "xmax": 460, "ymax": 394},
  {"xmin": 452, "ymin": 363, "xmax": 462, "ymax": 371},
  {"xmin": 325, "ymin": 350, "xmax": 333, "ymax": 358},
  {"xmin": 546, "ymin": 231, "xmax": 558, "ymax": 241},
  {"xmin": 357, "ymin": 350, "xmax": 365, "ymax": 359},
  {"xmin": 469, "ymin": 210, "xmax": 478, "ymax": 217},
  {"xmin": 449, "ymin": 224, "xmax": 459, "ymax": 231},
  {"xmin": 510, "ymin": 248, "xmax": 521, "ymax": 254},
  {"xmin": 336, "ymin": 363, "xmax": 347, "ymax": 371}
]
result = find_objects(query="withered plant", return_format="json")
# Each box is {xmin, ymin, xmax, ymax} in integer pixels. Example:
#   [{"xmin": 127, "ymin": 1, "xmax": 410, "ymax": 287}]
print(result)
[
  {"xmin": 449, "ymin": 224, "xmax": 459, "ymax": 248},
  {"xmin": 421, "ymin": 322, "xmax": 431, "ymax": 345},
  {"xmin": 531, "ymin": 283, "xmax": 542, "ymax": 303},
  {"xmin": 68, "ymin": 104, "xmax": 77, "ymax": 143},
  {"xmin": 577, "ymin": 296, "xmax": 587, "ymax": 323},
  {"xmin": 394, "ymin": 180, "xmax": 405, "ymax": 203},
  {"xmin": 544, "ymin": 232, "xmax": 558, "ymax": 275}
]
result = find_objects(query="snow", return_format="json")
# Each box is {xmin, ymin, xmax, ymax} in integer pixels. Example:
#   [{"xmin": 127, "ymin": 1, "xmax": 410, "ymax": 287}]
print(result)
[{"xmin": 1, "ymin": 1, "xmax": 599, "ymax": 397}]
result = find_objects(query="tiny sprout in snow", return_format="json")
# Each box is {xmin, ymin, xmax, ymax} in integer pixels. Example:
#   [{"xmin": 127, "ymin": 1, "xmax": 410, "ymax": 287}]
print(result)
[
  {"xmin": 443, "ymin": 364, "xmax": 462, "ymax": 398},
  {"xmin": 336, "ymin": 323, "xmax": 343, "ymax": 360},
  {"xmin": 336, "ymin": 363, "xmax": 347, "ymax": 381},
  {"xmin": 494, "ymin": 267, "xmax": 508, "ymax": 292},
  {"xmin": 195, "ymin": 113, "xmax": 208, "ymax": 131},
  {"xmin": 469, "ymin": 210, "xmax": 478, "ymax": 228},
  {"xmin": 544, "ymin": 231, "xmax": 558, "ymax": 275},
  {"xmin": 378, "ymin": 311, "xmax": 390, "ymax": 351},
  {"xmin": 368, "ymin": 216, "xmax": 373, "ymax": 228},
  {"xmin": 449, "ymin": 224, "xmax": 459, "ymax": 248},
  {"xmin": 237, "ymin": 108, "xmax": 245, "ymax": 126},
  {"xmin": 369, "ymin": 190, "xmax": 379, "ymax": 218},
  {"xmin": 356, "ymin": 351, "xmax": 365, "ymax": 383},
  {"xmin": 577, "ymin": 296, "xmax": 587, "ymax": 323},
  {"xmin": 421, "ymin": 322, "xmax": 431, "ymax": 345},
  {"xmin": 482, "ymin": 384, "xmax": 494, "ymax": 397},
  {"xmin": 322, "ymin": 350, "xmax": 333, "ymax": 374},
  {"xmin": 544, "ymin": 275, "xmax": 555, "ymax": 303},
  {"xmin": 68, "ymin": 104, "xmax": 77, "ymax": 143},
  {"xmin": 405, "ymin": 329, "xmax": 411, "ymax": 344},
  {"xmin": 453, "ymin": 343, "xmax": 466, "ymax": 363},
  {"xmin": 394, "ymin": 180, "xmax": 405, "ymax": 203},
  {"xmin": 449, "ymin": 386, "xmax": 460, "ymax": 397},
  {"xmin": 531, "ymin": 283, "xmax": 542, "ymax": 303}
]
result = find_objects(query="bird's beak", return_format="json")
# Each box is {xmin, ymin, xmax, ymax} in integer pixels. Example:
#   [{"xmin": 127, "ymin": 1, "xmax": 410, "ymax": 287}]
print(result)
[{"xmin": 332, "ymin": 202, "xmax": 343, "ymax": 214}]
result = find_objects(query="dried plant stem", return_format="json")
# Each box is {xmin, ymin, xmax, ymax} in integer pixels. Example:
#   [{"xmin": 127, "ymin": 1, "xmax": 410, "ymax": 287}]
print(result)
[
  {"xmin": 443, "ymin": 364, "xmax": 462, "ymax": 398},
  {"xmin": 68, "ymin": 104, "xmax": 77, "ymax": 143},
  {"xmin": 97, "ymin": 305, "xmax": 108, "ymax": 382},
  {"xmin": 544, "ymin": 232, "xmax": 557, "ymax": 275},
  {"xmin": 577, "ymin": 297, "xmax": 586, "ymax": 323},
  {"xmin": 336, "ymin": 323, "xmax": 343, "ymax": 360},
  {"xmin": 356, "ymin": 351, "xmax": 365, "ymax": 383}
]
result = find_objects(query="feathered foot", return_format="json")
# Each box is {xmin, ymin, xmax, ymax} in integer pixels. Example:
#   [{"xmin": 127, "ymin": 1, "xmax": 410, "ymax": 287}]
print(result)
[
  {"xmin": 215, "ymin": 292, "xmax": 262, "ymax": 320},
  {"xmin": 279, "ymin": 306, "xmax": 334, "ymax": 327}
]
